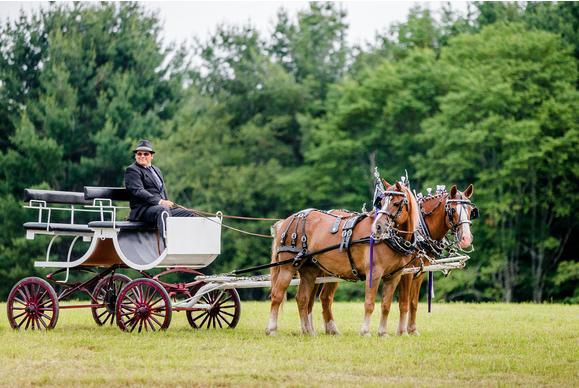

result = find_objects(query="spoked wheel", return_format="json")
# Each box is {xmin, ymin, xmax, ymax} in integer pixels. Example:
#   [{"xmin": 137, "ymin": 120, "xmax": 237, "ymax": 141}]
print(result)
[
  {"xmin": 91, "ymin": 273, "xmax": 131, "ymax": 326},
  {"xmin": 187, "ymin": 288, "xmax": 241, "ymax": 329},
  {"xmin": 7, "ymin": 277, "xmax": 59, "ymax": 330},
  {"xmin": 116, "ymin": 278, "xmax": 172, "ymax": 333}
]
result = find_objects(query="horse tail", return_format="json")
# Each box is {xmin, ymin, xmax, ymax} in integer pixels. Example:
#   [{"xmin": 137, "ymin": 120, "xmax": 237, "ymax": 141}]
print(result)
[
  {"xmin": 269, "ymin": 220, "xmax": 282, "ymax": 293},
  {"xmin": 269, "ymin": 220, "xmax": 288, "ymax": 309}
]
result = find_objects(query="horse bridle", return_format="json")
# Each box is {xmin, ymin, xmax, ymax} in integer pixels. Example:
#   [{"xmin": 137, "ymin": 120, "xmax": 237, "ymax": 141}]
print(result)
[
  {"xmin": 445, "ymin": 198, "xmax": 479, "ymax": 230},
  {"xmin": 376, "ymin": 190, "xmax": 409, "ymax": 222}
]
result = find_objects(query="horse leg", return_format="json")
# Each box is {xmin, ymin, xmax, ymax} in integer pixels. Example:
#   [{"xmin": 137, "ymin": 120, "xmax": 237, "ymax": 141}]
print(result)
[
  {"xmin": 378, "ymin": 274, "xmax": 402, "ymax": 337},
  {"xmin": 396, "ymin": 273, "xmax": 411, "ymax": 336},
  {"xmin": 320, "ymin": 282, "xmax": 340, "ymax": 335},
  {"xmin": 296, "ymin": 268, "xmax": 318, "ymax": 335},
  {"xmin": 266, "ymin": 267, "xmax": 295, "ymax": 336},
  {"xmin": 408, "ymin": 272, "xmax": 425, "ymax": 335},
  {"xmin": 307, "ymin": 282, "xmax": 321, "ymax": 334},
  {"xmin": 360, "ymin": 271, "xmax": 382, "ymax": 337}
]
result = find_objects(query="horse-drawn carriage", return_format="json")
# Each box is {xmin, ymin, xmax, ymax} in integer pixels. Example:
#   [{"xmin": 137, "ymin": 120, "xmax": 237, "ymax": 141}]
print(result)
[
  {"xmin": 7, "ymin": 187, "xmax": 240, "ymax": 332},
  {"xmin": 7, "ymin": 174, "xmax": 477, "ymax": 334}
]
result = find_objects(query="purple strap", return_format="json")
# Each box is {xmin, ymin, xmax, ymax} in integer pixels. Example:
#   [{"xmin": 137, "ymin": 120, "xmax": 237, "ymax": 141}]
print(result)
[
  {"xmin": 427, "ymin": 271, "xmax": 434, "ymax": 313},
  {"xmin": 369, "ymin": 234, "xmax": 374, "ymax": 288},
  {"xmin": 369, "ymin": 208, "xmax": 377, "ymax": 288}
]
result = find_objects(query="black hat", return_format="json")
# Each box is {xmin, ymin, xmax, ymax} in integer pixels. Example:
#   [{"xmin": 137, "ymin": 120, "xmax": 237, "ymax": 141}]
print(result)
[{"xmin": 133, "ymin": 139, "xmax": 155, "ymax": 154}]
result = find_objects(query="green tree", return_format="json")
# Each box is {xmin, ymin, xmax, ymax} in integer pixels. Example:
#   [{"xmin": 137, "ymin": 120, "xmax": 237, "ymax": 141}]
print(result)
[
  {"xmin": 268, "ymin": 2, "xmax": 348, "ymax": 114},
  {"xmin": 284, "ymin": 48, "xmax": 446, "ymax": 211},
  {"xmin": 0, "ymin": 2, "xmax": 185, "ymax": 297},
  {"xmin": 415, "ymin": 23, "xmax": 578, "ymax": 302}
]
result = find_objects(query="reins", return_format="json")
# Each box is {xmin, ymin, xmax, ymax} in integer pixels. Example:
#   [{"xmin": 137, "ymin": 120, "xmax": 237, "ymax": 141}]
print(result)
[
  {"xmin": 173, "ymin": 204, "xmax": 275, "ymax": 239},
  {"xmin": 174, "ymin": 204, "xmax": 280, "ymax": 221},
  {"xmin": 228, "ymin": 236, "xmax": 411, "ymax": 280}
]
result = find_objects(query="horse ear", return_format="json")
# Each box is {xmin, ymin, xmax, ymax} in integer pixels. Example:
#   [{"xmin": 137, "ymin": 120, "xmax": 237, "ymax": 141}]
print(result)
[
  {"xmin": 383, "ymin": 179, "xmax": 390, "ymax": 187},
  {"xmin": 450, "ymin": 185, "xmax": 458, "ymax": 198},
  {"xmin": 395, "ymin": 181, "xmax": 403, "ymax": 191},
  {"xmin": 464, "ymin": 184, "xmax": 474, "ymax": 198}
]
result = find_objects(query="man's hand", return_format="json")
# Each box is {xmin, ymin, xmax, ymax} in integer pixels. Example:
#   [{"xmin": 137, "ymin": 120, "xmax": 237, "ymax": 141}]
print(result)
[{"xmin": 159, "ymin": 199, "xmax": 174, "ymax": 208}]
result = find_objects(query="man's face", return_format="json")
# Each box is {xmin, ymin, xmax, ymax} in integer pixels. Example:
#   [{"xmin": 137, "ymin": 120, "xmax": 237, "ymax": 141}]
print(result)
[{"xmin": 135, "ymin": 151, "xmax": 154, "ymax": 167}]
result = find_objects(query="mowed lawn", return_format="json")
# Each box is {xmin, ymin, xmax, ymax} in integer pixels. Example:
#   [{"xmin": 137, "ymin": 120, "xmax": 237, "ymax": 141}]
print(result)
[{"xmin": 0, "ymin": 301, "xmax": 577, "ymax": 387}]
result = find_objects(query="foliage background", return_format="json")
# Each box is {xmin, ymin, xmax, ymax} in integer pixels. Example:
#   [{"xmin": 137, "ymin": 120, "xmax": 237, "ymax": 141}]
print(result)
[{"xmin": 0, "ymin": 2, "xmax": 577, "ymax": 302}]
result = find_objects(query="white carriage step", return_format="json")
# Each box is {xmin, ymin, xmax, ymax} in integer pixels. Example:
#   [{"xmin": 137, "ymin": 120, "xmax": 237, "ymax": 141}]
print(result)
[{"xmin": 34, "ymin": 261, "xmax": 79, "ymax": 268}]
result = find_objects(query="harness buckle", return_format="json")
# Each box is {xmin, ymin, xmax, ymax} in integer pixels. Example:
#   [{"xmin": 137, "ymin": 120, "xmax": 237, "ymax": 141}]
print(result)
[{"xmin": 292, "ymin": 253, "xmax": 304, "ymax": 267}]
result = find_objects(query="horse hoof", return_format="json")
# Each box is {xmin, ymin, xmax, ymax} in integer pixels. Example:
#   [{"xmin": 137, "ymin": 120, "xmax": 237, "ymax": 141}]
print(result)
[
  {"xmin": 378, "ymin": 331, "xmax": 389, "ymax": 337},
  {"xmin": 325, "ymin": 321, "xmax": 340, "ymax": 335},
  {"xmin": 265, "ymin": 329, "xmax": 277, "ymax": 336},
  {"xmin": 409, "ymin": 330, "xmax": 420, "ymax": 336},
  {"xmin": 359, "ymin": 331, "xmax": 371, "ymax": 337},
  {"xmin": 397, "ymin": 331, "xmax": 409, "ymax": 337}
]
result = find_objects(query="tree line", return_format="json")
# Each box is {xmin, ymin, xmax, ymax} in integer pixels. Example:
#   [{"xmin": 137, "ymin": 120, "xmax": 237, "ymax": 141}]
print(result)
[{"xmin": 0, "ymin": 2, "xmax": 577, "ymax": 302}]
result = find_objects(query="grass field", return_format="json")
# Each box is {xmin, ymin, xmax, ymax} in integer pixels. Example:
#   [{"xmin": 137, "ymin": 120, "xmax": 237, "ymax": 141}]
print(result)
[{"xmin": 0, "ymin": 301, "xmax": 577, "ymax": 387}]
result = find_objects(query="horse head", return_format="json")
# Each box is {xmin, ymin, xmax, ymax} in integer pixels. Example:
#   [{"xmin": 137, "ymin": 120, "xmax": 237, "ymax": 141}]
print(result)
[
  {"xmin": 445, "ymin": 184, "xmax": 477, "ymax": 249},
  {"xmin": 372, "ymin": 180, "xmax": 419, "ymax": 241}
]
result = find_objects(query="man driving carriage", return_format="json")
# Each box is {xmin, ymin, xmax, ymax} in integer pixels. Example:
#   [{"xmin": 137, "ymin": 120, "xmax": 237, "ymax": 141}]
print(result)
[{"xmin": 124, "ymin": 139, "xmax": 195, "ymax": 237}]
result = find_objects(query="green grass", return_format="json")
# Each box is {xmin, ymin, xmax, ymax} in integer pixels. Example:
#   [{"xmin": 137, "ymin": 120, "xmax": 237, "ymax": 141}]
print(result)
[{"xmin": 0, "ymin": 301, "xmax": 577, "ymax": 387}]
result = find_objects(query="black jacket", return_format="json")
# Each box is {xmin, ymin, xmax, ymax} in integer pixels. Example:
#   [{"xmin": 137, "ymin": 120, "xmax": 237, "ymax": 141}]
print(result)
[{"xmin": 124, "ymin": 162, "xmax": 168, "ymax": 221}]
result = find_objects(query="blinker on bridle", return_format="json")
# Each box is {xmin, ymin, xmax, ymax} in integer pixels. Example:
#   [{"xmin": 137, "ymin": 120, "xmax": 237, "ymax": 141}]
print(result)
[
  {"xmin": 445, "ymin": 198, "xmax": 479, "ymax": 230},
  {"xmin": 376, "ymin": 190, "xmax": 408, "ymax": 221}
]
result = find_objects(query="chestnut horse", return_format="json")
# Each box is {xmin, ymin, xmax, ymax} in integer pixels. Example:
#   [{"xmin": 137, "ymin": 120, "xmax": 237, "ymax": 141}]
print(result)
[
  {"xmin": 397, "ymin": 184, "xmax": 476, "ymax": 335},
  {"xmin": 266, "ymin": 181, "xmax": 420, "ymax": 336},
  {"xmin": 315, "ymin": 184, "xmax": 477, "ymax": 336}
]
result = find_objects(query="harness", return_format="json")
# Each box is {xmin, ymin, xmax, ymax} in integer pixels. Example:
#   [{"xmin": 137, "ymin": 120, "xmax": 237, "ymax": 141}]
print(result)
[
  {"xmin": 445, "ymin": 199, "xmax": 479, "ymax": 230},
  {"xmin": 275, "ymin": 208, "xmax": 417, "ymax": 282},
  {"xmin": 417, "ymin": 194, "xmax": 479, "ymax": 259}
]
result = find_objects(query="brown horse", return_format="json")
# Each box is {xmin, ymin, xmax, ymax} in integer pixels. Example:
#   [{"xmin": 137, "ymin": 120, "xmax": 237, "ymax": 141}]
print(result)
[
  {"xmin": 266, "ymin": 181, "xmax": 420, "ymax": 336},
  {"xmin": 397, "ymin": 184, "xmax": 476, "ymax": 335},
  {"xmin": 315, "ymin": 184, "xmax": 477, "ymax": 336}
]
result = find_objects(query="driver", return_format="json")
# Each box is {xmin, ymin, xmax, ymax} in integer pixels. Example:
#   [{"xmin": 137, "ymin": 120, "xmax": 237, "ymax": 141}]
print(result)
[{"xmin": 124, "ymin": 140, "xmax": 195, "ymax": 237}]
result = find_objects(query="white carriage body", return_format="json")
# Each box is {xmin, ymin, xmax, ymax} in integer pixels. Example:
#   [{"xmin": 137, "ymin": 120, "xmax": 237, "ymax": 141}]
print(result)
[
  {"xmin": 24, "ymin": 192, "xmax": 223, "ymax": 271},
  {"xmin": 164, "ymin": 217, "xmax": 221, "ymax": 266}
]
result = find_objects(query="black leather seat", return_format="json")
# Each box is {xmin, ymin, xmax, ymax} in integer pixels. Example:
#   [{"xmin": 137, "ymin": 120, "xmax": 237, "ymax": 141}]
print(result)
[
  {"xmin": 23, "ymin": 222, "xmax": 91, "ymax": 233},
  {"xmin": 24, "ymin": 189, "xmax": 92, "ymax": 205},
  {"xmin": 88, "ymin": 221, "xmax": 156, "ymax": 231}
]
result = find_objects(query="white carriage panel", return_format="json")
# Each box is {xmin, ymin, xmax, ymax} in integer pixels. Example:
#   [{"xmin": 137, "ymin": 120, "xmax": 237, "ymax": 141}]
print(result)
[{"xmin": 164, "ymin": 217, "xmax": 221, "ymax": 267}]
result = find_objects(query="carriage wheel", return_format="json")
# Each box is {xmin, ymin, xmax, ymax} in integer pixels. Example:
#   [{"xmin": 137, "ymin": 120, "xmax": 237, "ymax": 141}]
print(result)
[
  {"xmin": 7, "ymin": 277, "xmax": 59, "ymax": 330},
  {"xmin": 186, "ymin": 288, "xmax": 241, "ymax": 329},
  {"xmin": 116, "ymin": 278, "xmax": 172, "ymax": 332},
  {"xmin": 91, "ymin": 274, "xmax": 131, "ymax": 326}
]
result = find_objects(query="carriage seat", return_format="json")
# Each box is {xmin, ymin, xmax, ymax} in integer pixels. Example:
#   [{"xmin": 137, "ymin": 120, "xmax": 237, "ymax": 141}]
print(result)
[
  {"xmin": 23, "ymin": 222, "xmax": 91, "ymax": 233},
  {"xmin": 24, "ymin": 189, "xmax": 92, "ymax": 205},
  {"xmin": 84, "ymin": 187, "xmax": 156, "ymax": 231},
  {"xmin": 83, "ymin": 186, "xmax": 131, "ymax": 202},
  {"xmin": 23, "ymin": 189, "xmax": 94, "ymax": 236},
  {"xmin": 88, "ymin": 220, "xmax": 156, "ymax": 231}
]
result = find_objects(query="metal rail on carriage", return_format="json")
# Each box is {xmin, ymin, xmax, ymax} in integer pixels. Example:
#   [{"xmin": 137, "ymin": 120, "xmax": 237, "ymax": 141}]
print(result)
[{"xmin": 6, "ymin": 186, "xmax": 470, "ymax": 332}]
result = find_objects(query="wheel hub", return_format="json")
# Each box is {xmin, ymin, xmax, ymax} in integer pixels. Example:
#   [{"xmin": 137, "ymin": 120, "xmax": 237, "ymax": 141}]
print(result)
[
  {"xmin": 104, "ymin": 289, "xmax": 117, "ymax": 313},
  {"xmin": 136, "ymin": 305, "xmax": 150, "ymax": 318},
  {"xmin": 25, "ymin": 304, "xmax": 37, "ymax": 315}
]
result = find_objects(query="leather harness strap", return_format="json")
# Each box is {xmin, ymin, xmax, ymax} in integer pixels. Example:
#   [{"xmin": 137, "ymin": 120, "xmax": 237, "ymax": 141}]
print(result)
[{"xmin": 274, "ymin": 209, "xmax": 418, "ymax": 282}]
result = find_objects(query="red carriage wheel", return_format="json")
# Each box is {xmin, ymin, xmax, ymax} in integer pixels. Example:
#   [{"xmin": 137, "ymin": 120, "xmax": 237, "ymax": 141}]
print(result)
[
  {"xmin": 186, "ymin": 288, "xmax": 241, "ymax": 329},
  {"xmin": 7, "ymin": 277, "xmax": 59, "ymax": 330},
  {"xmin": 91, "ymin": 273, "xmax": 131, "ymax": 326},
  {"xmin": 115, "ymin": 278, "xmax": 172, "ymax": 332}
]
